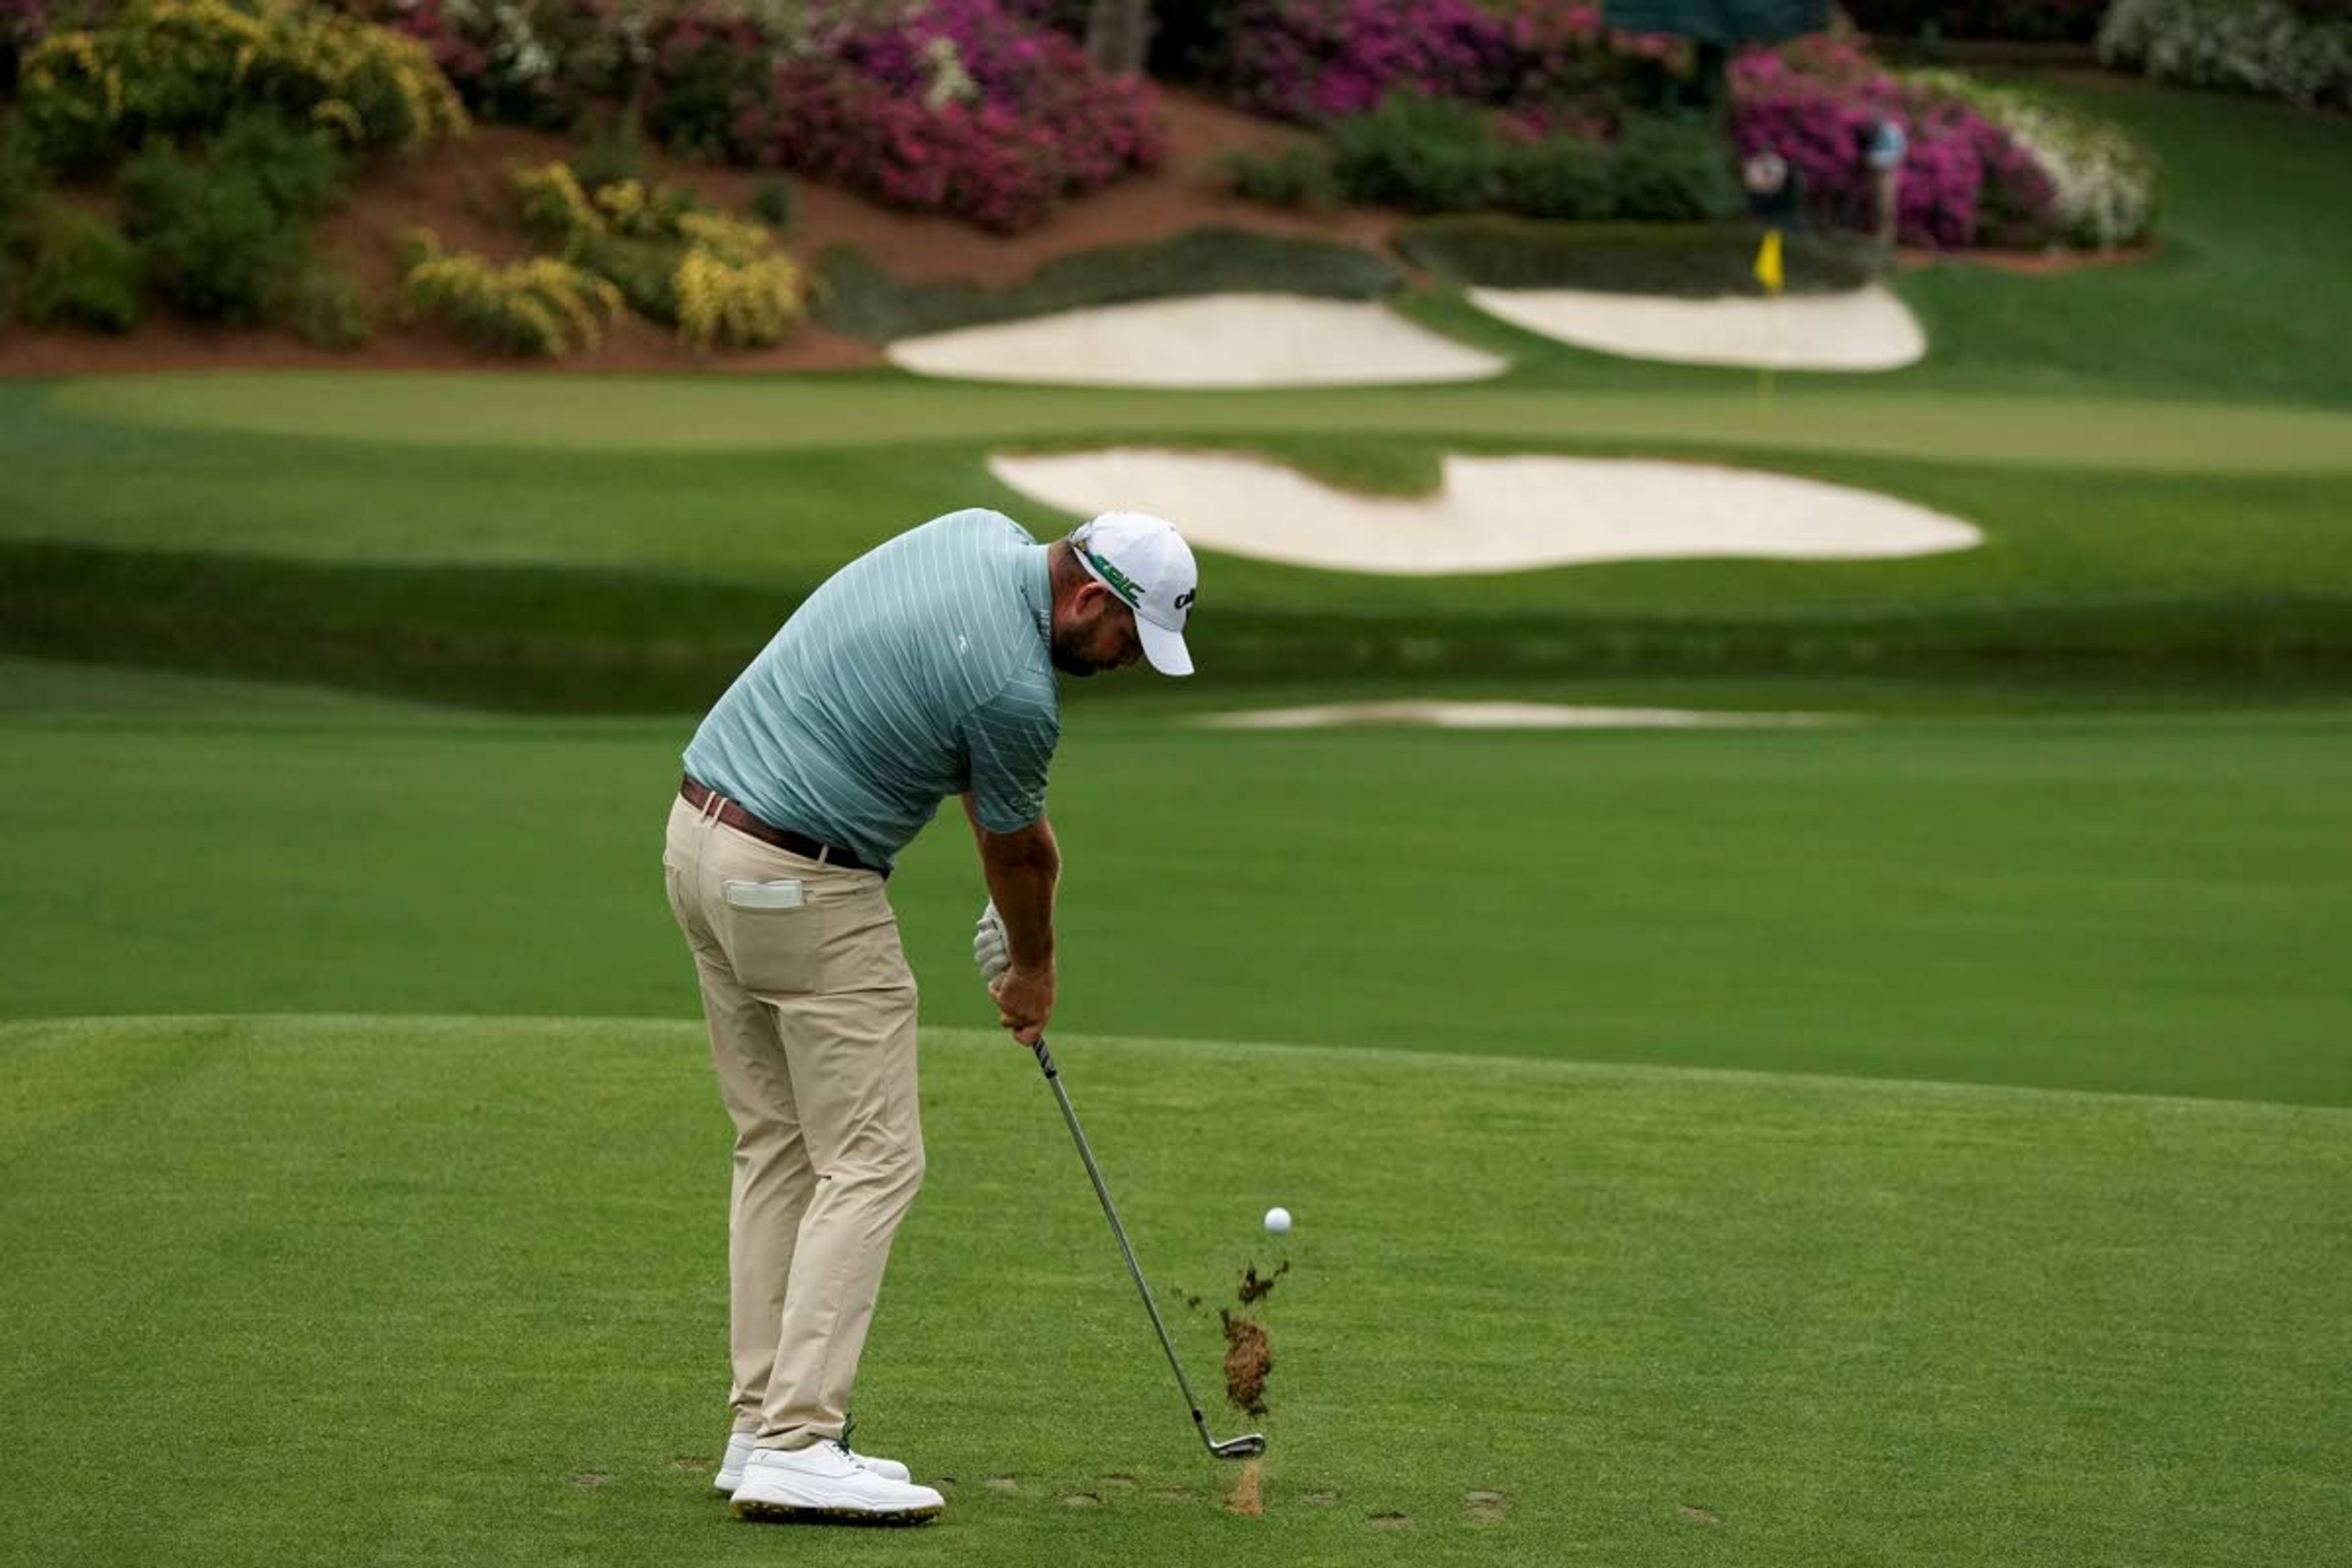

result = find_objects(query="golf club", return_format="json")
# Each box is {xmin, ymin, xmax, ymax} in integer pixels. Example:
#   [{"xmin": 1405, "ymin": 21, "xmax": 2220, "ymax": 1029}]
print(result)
[{"xmin": 1031, "ymin": 1034, "xmax": 1267, "ymax": 1461}]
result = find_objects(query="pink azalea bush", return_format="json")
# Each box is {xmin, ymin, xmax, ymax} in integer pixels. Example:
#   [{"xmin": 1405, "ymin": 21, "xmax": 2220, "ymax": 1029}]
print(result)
[
  {"xmin": 734, "ymin": 0, "xmax": 1163, "ymax": 232},
  {"xmin": 1730, "ymin": 34, "xmax": 2058, "ymax": 249},
  {"xmin": 1212, "ymin": 0, "xmax": 1681, "ymax": 126}
]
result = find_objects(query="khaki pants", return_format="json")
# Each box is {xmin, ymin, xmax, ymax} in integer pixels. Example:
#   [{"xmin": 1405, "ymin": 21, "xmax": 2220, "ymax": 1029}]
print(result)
[{"xmin": 662, "ymin": 793, "xmax": 924, "ymax": 1449}]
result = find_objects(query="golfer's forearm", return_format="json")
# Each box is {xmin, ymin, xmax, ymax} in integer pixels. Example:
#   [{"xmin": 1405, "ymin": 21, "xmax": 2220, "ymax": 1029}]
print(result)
[{"xmin": 973, "ymin": 815, "xmax": 1060, "ymax": 971}]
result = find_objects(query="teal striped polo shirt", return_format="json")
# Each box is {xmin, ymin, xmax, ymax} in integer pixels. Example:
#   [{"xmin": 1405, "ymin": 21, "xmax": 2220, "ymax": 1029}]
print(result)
[{"xmin": 683, "ymin": 508, "xmax": 1060, "ymax": 871}]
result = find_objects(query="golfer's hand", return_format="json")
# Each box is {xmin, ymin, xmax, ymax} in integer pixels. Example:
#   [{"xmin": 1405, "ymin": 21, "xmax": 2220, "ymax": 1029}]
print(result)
[
  {"xmin": 973, "ymin": 901, "xmax": 1011, "ymax": 986},
  {"xmin": 990, "ymin": 963, "xmax": 1055, "ymax": 1048}
]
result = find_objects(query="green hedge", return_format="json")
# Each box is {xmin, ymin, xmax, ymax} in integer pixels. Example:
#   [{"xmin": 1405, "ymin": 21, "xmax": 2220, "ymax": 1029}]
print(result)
[
  {"xmin": 814, "ymin": 224, "xmax": 1404, "ymax": 343},
  {"xmin": 1396, "ymin": 216, "xmax": 1885, "ymax": 296}
]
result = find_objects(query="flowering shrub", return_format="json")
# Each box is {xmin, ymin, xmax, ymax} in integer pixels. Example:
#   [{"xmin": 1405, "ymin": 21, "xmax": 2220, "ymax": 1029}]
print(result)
[
  {"xmin": 340, "ymin": 0, "xmax": 654, "ymax": 129},
  {"xmin": 2100, "ymin": 0, "xmax": 2352, "ymax": 111},
  {"xmin": 1905, "ymin": 69, "xmax": 2160, "ymax": 248},
  {"xmin": 400, "ymin": 227, "xmax": 620, "ymax": 355},
  {"xmin": 1208, "ymin": 0, "xmax": 1679, "ymax": 125},
  {"xmin": 733, "ymin": 0, "xmax": 1162, "ymax": 232},
  {"xmin": 1731, "ymin": 37, "xmax": 2059, "ymax": 249},
  {"xmin": 17, "ymin": 0, "xmax": 466, "ymax": 172},
  {"xmin": 1216, "ymin": 0, "xmax": 1512, "ymax": 121},
  {"xmin": 509, "ymin": 158, "xmax": 802, "ymax": 345}
]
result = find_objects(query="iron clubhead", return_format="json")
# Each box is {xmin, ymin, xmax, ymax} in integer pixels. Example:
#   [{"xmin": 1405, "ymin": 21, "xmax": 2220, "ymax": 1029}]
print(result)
[{"xmin": 1208, "ymin": 1433, "xmax": 1267, "ymax": 1461}]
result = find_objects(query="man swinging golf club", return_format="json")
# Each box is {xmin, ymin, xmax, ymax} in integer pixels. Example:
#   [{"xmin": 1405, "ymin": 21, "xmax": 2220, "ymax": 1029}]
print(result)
[{"xmin": 662, "ymin": 507, "xmax": 1196, "ymax": 1525}]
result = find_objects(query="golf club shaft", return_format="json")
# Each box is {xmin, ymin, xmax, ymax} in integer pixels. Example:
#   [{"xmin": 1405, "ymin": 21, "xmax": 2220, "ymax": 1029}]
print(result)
[{"xmin": 1031, "ymin": 1036, "xmax": 1216, "ymax": 1439}]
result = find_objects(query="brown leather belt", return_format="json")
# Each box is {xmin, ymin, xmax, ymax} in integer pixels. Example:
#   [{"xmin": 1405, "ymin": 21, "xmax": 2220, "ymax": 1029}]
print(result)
[{"xmin": 679, "ymin": 775, "xmax": 885, "ymax": 876}]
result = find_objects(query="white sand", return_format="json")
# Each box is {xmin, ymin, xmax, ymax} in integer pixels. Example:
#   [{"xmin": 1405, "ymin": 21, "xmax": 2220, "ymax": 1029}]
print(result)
[
  {"xmin": 990, "ymin": 450, "xmax": 1980, "ymax": 573},
  {"xmin": 886, "ymin": 294, "xmax": 1506, "ymax": 386},
  {"xmin": 1466, "ymin": 283, "xmax": 1926, "ymax": 371},
  {"xmin": 1198, "ymin": 702, "xmax": 1844, "ymax": 730}
]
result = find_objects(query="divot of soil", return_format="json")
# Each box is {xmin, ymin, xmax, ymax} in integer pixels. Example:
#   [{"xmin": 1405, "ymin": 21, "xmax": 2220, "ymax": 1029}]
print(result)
[
  {"xmin": 571, "ymin": 1472, "xmax": 618, "ymax": 1489},
  {"xmin": 1098, "ymin": 1474, "xmax": 1139, "ymax": 1491},
  {"xmin": 1221, "ymin": 1310, "xmax": 1273, "ymax": 1415},
  {"xmin": 1060, "ymin": 1493, "xmax": 1102, "ymax": 1508},
  {"xmin": 1237, "ymin": 1259, "xmax": 1290, "ymax": 1305},
  {"xmin": 984, "ymin": 1476, "xmax": 1021, "ymax": 1493},
  {"xmin": 1152, "ymin": 1486, "xmax": 1193, "ymax": 1502},
  {"xmin": 1302, "ymin": 1490, "xmax": 1341, "ymax": 1507},
  {"xmin": 1679, "ymin": 1504, "xmax": 1724, "ymax": 1525},
  {"xmin": 1368, "ymin": 1512, "xmax": 1412, "ymax": 1529},
  {"xmin": 664, "ymin": 1455, "xmax": 710, "ymax": 1473},
  {"xmin": 1466, "ymin": 1490, "xmax": 1509, "ymax": 1521},
  {"xmin": 1225, "ymin": 1460, "xmax": 1265, "ymax": 1517}
]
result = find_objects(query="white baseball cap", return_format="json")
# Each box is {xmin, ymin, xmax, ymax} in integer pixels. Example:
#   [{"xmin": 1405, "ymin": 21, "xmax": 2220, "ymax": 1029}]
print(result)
[{"xmin": 1071, "ymin": 511, "xmax": 1196, "ymax": 677}]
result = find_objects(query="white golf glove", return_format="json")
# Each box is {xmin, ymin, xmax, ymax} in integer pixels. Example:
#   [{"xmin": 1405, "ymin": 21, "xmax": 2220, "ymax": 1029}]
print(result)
[{"xmin": 973, "ymin": 900, "xmax": 1011, "ymax": 986}]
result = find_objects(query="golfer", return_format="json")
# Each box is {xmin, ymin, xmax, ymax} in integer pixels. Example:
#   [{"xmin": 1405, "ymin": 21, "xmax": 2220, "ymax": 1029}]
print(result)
[{"xmin": 662, "ymin": 507, "xmax": 1198, "ymax": 1524}]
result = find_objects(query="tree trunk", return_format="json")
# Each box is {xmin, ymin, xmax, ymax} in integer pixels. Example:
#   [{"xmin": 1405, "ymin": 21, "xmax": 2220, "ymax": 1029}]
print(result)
[{"xmin": 1085, "ymin": 0, "xmax": 1152, "ymax": 77}]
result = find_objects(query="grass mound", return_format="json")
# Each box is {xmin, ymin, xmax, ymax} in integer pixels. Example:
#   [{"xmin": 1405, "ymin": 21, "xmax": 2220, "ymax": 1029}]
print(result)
[
  {"xmin": 1396, "ymin": 217, "xmax": 1887, "ymax": 296},
  {"xmin": 813, "ymin": 224, "xmax": 1404, "ymax": 342},
  {"xmin": 2, "ymin": 1016, "xmax": 2345, "ymax": 1567}
]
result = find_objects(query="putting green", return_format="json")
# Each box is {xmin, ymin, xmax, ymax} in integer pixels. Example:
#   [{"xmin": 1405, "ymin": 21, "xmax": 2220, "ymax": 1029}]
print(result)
[
  {"xmin": 2, "ymin": 1015, "xmax": 2343, "ymax": 1567},
  {"xmin": 45, "ymin": 374, "xmax": 2352, "ymax": 473}
]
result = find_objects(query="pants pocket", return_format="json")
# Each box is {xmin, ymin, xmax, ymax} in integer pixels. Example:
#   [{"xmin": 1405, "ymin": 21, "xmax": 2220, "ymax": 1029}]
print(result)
[{"xmin": 720, "ymin": 879, "xmax": 823, "ymax": 996}]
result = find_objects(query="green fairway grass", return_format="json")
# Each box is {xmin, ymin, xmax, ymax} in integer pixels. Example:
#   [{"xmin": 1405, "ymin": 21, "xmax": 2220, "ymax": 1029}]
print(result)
[
  {"xmin": 6, "ymin": 688, "xmax": 2346, "ymax": 1105},
  {"xmin": 3, "ymin": 1016, "xmax": 2345, "ymax": 1567}
]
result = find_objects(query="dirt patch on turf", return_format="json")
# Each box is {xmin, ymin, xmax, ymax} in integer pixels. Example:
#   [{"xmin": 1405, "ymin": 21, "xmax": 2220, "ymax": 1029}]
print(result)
[
  {"xmin": 1679, "ymin": 1503, "xmax": 1724, "ymax": 1525},
  {"xmin": 1466, "ymin": 1490, "xmax": 1509, "ymax": 1521},
  {"xmin": 1368, "ymin": 1511, "xmax": 1412, "ymax": 1528},
  {"xmin": 1225, "ymin": 1460, "xmax": 1265, "ymax": 1517}
]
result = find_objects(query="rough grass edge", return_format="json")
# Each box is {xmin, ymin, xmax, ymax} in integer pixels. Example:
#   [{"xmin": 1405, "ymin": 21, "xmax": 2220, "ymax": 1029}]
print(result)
[{"xmin": 812, "ymin": 224, "xmax": 1404, "ymax": 344}]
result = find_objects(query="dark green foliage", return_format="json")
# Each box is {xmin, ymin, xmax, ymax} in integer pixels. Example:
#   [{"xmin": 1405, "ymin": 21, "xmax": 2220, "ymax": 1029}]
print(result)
[
  {"xmin": 15, "ymin": 203, "xmax": 145, "ymax": 331},
  {"xmin": 1496, "ymin": 135, "xmax": 1616, "ymax": 219},
  {"xmin": 1610, "ymin": 113, "xmax": 1744, "ymax": 220},
  {"xmin": 572, "ymin": 230, "xmax": 680, "ymax": 324},
  {"xmin": 119, "ymin": 142, "xmax": 295, "ymax": 323},
  {"xmin": 568, "ymin": 121, "xmax": 649, "ymax": 191},
  {"xmin": 813, "ymin": 224, "xmax": 1403, "ymax": 342},
  {"xmin": 279, "ymin": 260, "xmax": 372, "ymax": 351},
  {"xmin": 0, "ymin": 117, "xmax": 40, "ymax": 232},
  {"xmin": 750, "ymin": 176, "xmax": 797, "ymax": 231},
  {"xmin": 1218, "ymin": 145, "xmax": 1340, "ymax": 211},
  {"xmin": 1397, "ymin": 214, "xmax": 1883, "ymax": 295},
  {"xmin": 1329, "ymin": 93, "xmax": 1502, "ymax": 213},
  {"xmin": 211, "ymin": 111, "xmax": 351, "ymax": 221},
  {"xmin": 646, "ymin": 34, "xmax": 767, "ymax": 159}
]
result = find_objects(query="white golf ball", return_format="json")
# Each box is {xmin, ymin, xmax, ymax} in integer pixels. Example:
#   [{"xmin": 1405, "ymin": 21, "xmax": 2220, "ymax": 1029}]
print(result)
[{"xmin": 1263, "ymin": 1206, "xmax": 1292, "ymax": 1235}]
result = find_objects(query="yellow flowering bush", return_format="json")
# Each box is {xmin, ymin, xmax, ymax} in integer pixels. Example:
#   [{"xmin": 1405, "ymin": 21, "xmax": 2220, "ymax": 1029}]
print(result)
[
  {"xmin": 18, "ymin": 0, "xmax": 466, "ymax": 172},
  {"xmin": 508, "ymin": 160, "xmax": 805, "ymax": 350},
  {"xmin": 673, "ymin": 211, "xmax": 803, "ymax": 349},
  {"xmin": 398, "ymin": 230, "xmax": 620, "ymax": 359}
]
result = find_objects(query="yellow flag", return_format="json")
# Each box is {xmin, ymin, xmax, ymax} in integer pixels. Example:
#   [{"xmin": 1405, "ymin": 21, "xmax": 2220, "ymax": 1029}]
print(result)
[{"xmin": 1754, "ymin": 227, "xmax": 1784, "ymax": 296}]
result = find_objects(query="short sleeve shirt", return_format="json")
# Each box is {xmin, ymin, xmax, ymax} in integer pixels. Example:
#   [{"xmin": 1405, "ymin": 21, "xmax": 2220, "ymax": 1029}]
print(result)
[{"xmin": 682, "ymin": 509, "xmax": 1060, "ymax": 872}]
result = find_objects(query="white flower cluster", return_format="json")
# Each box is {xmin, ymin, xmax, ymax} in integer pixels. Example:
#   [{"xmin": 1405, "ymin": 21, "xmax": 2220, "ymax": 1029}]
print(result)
[
  {"xmin": 2101, "ymin": 0, "xmax": 2352, "ymax": 111},
  {"xmin": 922, "ymin": 33, "xmax": 978, "ymax": 109},
  {"xmin": 1906, "ymin": 69, "xmax": 2162, "ymax": 251}
]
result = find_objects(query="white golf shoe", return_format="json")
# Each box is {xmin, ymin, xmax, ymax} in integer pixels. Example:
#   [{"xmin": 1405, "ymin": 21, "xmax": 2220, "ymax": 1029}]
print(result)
[
  {"xmin": 715, "ymin": 1430, "xmax": 912, "ymax": 1491},
  {"xmin": 729, "ymin": 1441, "xmax": 943, "ymax": 1525}
]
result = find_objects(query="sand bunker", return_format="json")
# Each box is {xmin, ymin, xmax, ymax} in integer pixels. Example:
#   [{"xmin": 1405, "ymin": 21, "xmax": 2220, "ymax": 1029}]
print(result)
[
  {"xmin": 886, "ymin": 294, "xmax": 1506, "ymax": 386},
  {"xmin": 990, "ymin": 450, "xmax": 1980, "ymax": 572},
  {"xmin": 1199, "ymin": 703, "xmax": 1842, "ymax": 731},
  {"xmin": 1466, "ymin": 283, "xmax": 1925, "ymax": 371}
]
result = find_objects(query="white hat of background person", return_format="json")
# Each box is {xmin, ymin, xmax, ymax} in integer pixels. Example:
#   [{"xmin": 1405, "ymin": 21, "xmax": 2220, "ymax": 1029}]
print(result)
[{"xmin": 1071, "ymin": 511, "xmax": 1197, "ymax": 676}]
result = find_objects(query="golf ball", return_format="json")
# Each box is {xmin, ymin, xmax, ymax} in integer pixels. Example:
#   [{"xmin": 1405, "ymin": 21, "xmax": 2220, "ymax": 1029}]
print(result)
[{"xmin": 1264, "ymin": 1207, "xmax": 1292, "ymax": 1235}]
